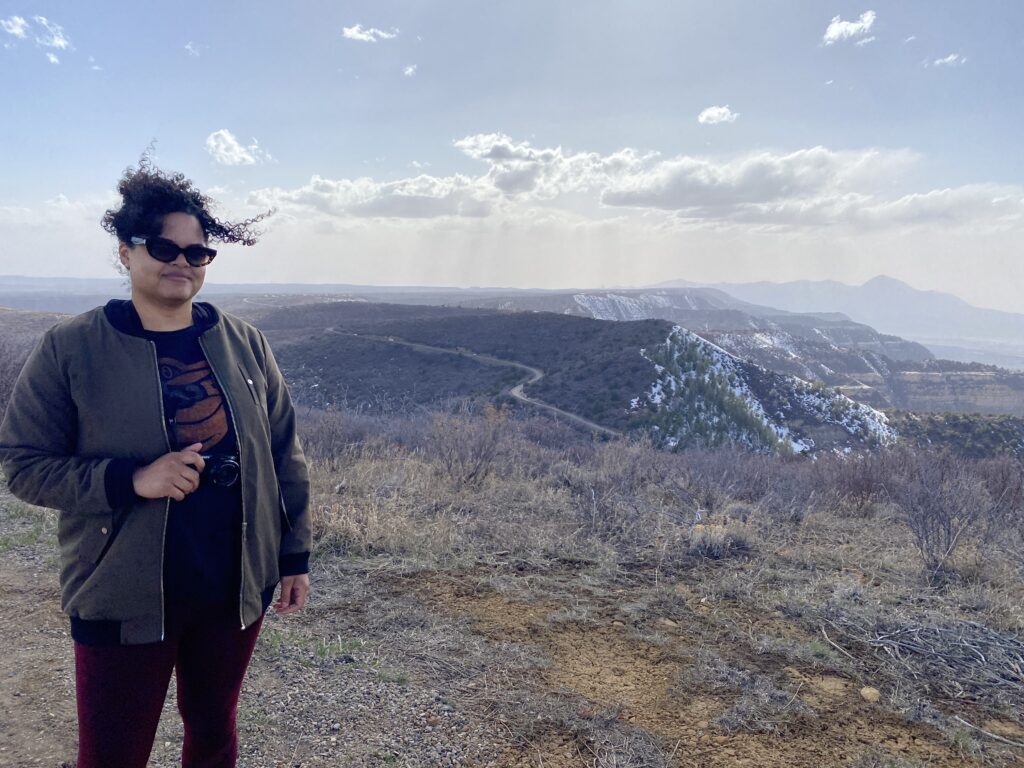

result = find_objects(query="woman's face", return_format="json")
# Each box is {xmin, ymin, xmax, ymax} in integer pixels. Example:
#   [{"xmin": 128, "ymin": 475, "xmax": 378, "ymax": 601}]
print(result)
[{"xmin": 119, "ymin": 212, "xmax": 207, "ymax": 309}]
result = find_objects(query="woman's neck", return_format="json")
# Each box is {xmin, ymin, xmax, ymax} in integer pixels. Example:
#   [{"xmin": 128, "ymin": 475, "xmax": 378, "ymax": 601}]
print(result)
[{"xmin": 132, "ymin": 297, "xmax": 194, "ymax": 332}]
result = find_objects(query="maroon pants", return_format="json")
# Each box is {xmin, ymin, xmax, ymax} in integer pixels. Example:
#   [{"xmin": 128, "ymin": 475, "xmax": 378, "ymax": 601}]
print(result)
[{"xmin": 73, "ymin": 602, "xmax": 263, "ymax": 768}]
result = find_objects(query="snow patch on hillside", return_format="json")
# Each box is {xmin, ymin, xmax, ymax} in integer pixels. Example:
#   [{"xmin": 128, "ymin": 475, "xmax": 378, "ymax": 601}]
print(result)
[
  {"xmin": 573, "ymin": 293, "xmax": 672, "ymax": 321},
  {"xmin": 632, "ymin": 326, "xmax": 897, "ymax": 453}
]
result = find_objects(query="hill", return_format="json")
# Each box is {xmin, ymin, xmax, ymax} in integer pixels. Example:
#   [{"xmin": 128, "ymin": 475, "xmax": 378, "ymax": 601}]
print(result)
[{"xmin": 260, "ymin": 301, "xmax": 895, "ymax": 454}]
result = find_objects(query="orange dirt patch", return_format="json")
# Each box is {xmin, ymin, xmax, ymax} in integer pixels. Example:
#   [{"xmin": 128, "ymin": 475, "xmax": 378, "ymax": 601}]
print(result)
[{"xmin": 415, "ymin": 572, "xmax": 983, "ymax": 768}]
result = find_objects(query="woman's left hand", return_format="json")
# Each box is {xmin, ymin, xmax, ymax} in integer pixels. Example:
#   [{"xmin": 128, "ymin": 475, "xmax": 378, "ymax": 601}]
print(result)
[{"xmin": 274, "ymin": 574, "xmax": 310, "ymax": 615}]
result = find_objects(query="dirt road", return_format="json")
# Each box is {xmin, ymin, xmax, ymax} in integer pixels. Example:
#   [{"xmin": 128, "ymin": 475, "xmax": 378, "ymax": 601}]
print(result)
[{"xmin": 325, "ymin": 328, "xmax": 622, "ymax": 437}]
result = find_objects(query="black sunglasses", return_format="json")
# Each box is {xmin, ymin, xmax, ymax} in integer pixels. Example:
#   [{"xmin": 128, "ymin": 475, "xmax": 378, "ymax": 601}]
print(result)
[{"xmin": 129, "ymin": 235, "xmax": 217, "ymax": 267}]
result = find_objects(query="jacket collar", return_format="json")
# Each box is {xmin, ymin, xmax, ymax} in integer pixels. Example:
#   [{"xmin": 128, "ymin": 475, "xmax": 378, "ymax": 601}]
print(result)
[{"xmin": 103, "ymin": 299, "xmax": 219, "ymax": 337}]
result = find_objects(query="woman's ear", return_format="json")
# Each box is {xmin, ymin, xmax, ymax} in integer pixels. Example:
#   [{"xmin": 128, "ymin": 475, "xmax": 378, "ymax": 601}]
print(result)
[{"xmin": 118, "ymin": 241, "xmax": 131, "ymax": 270}]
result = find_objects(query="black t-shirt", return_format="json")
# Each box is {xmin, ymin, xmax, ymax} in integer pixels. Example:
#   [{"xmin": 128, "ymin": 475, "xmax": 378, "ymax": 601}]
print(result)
[{"xmin": 144, "ymin": 324, "xmax": 243, "ymax": 605}]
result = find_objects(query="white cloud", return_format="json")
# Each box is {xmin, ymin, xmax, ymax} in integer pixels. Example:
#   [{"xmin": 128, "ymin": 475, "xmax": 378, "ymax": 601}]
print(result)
[
  {"xmin": 854, "ymin": 36, "xmax": 876, "ymax": 47},
  {"xmin": 453, "ymin": 133, "xmax": 652, "ymax": 199},
  {"xmin": 601, "ymin": 147, "xmax": 886, "ymax": 212},
  {"xmin": 88, "ymin": 55, "xmax": 101, "ymax": 71},
  {"xmin": 204, "ymin": 129, "xmax": 272, "ymax": 166},
  {"xmin": 250, "ymin": 173, "xmax": 495, "ymax": 219},
  {"xmin": 1, "ymin": 15, "xmax": 28, "ymax": 38},
  {"xmin": 243, "ymin": 134, "xmax": 1024, "ymax": 239},
  {"xmin": 32, "ymin": 16, "xmax": 70, "ymax": 50},
  {"xmin": 823, "ymin": 11, "xmax": 876, "ymax": 45},
  {"xmin": 45, "ymin": 52, "xmax": 58, "ymax": 64},
  {"xmin": 903, "ymin": 35, "xmax": 917, "ymax": 43},
  {"xmin": 697, "ymin": 105, "xmax": 739, "ymax": 125},
  {"xmin": 185, "ymin": 41, "xmax": 200, "ymax": 57},
  {"xmin": 403, "ymin": 64, "xmax": 417, "ymax": 77},
  {"xmin": 342, "ymin": 24, "xmax": 398, "ymax": 43},
  {"xmin": 932, "ymin": 53, "xmax": 967, "ymax": 67},
  {"xmin": 825, "ymin": 80, "xmax": 834, "ymax": 86}
]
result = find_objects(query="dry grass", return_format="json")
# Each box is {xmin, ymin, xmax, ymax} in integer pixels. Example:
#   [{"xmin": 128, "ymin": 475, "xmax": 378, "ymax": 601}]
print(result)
[{"xmin": 292, "ymin": 407, "xmax": 1024, "ymax": 765}]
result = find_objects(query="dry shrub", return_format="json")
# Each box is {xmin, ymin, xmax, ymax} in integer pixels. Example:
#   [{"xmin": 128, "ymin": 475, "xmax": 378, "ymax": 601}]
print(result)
[
  {"xmin": 687, "ymin": 522, "xmax": 751, "ymax": 560},
  {"xmin": 811, "ymin": 450, "xmax": 893, "ymax": 514},
  {"xmin": 299, "ymin": 408, "xmax": 431, "ymax": 463},
  {"xmin": 429, "ymin": 404, "xmax": 508, "ymax": 487},
  {"xmin": 883, "ymin": 448, "xmax": 991, "ymax": 581},
  {"xmin": 973, "ymin": 455, "xmax": 1024, "ymax": 578},
  {"xmin": 557, "ymin": 438, "xmax": 678, "ymax": 555}
]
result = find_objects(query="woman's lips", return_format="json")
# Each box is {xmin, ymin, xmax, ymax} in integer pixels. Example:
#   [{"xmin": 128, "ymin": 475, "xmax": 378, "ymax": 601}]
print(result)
[{"xmin": 162, "ymin": 273, "xmax": 192, "ymax": 282}]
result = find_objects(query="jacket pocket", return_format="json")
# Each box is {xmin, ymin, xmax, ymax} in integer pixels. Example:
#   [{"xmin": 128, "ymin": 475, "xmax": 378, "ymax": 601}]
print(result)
[{"xmin": 76, "ymin": 514, "xmax": 114, "ymax": 564}]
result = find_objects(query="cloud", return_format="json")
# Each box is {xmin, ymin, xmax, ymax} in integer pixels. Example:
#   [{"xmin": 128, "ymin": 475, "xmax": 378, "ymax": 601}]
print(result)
[
  {"xmin": 601, "ymin": 147, "xmax": 892, "ymax": 212},
  {"xmin": 32, "ymin": 16, "xmax": 70, "ymax": 50},
  {"xmin": 1, "ymin": 15, "xmax": 28, "ymax": 38},
  {"xmin": 244, "ymin": 134, "xmax": 1024, "ymax": 237},
  {"xmin": 45, "ymin": 52, "xmax": 58, "ymax": 64},
  {"xmin": 185, "ymin": 41, "xmax": 200, "ymax": 57},
  {"xmin": 453, "ymin": 133, "xmax": 651, "ymax": 199},
  {"xmin": 697, "ymin": 105, "xmax": 739, "ymax": 125},
  {"xmin": 205, "ymin": 129, "xmax": 272, "ymax": 166},
  {"xmin": 342, "ymin": 24, "xmax": 398, "ymax": 42},
  {"xmin": 403, "ymin": 64, "xmax": 417, "ymax": 77},
  {"xmin": 823, "ymin": 11, "xmax": 876, "ymax": 45},
  {"xmin": 88, "ymin": 55, "xmax": 101, "ymax": 70},
  {"xmin": 250, "ymin": 173, "xmax": 495, "ymax": 219},
  {"xmin": 931, "ymin": 53, "xmax": 967, "ymax": 67},
  {"xmin": 903, "ymin": 35, "xmax": 917, "ymax": 43},
  {"xmin": 854, "ymin": 36, "xmax": 876, "ymax": 47}
]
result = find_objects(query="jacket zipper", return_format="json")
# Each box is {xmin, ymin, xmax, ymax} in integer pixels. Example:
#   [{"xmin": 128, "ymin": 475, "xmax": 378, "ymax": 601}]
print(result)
[
  {"xmin": 148, "ymin": 343, "xmax": 173, "ymax": 642},
  {"xmin": 199, "ymin": 336, "xmax": 248, "ymax": 630}
]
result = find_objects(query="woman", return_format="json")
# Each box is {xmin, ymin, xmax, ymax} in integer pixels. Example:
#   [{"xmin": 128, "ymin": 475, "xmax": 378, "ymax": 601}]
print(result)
[{"xmin": 0, "ymin": 160, "xmax": 311, "ymax": 768}]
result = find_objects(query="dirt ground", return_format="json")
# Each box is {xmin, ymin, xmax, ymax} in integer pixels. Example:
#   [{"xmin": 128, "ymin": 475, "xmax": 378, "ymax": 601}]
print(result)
[{"xmin": 1, "ymin": 491, "xmax": 1016, "ymax": 767}]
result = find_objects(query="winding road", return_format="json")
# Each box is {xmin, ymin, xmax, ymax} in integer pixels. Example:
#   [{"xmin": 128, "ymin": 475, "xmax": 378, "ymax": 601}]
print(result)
[{"xmin": 325, "ymin": 328, "xmax": 622, "ymax": 437}]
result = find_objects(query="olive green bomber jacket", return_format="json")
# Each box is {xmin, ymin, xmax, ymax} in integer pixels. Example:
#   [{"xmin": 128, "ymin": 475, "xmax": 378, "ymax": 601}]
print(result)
[{"xmin": 0, "ymin": 303, "xmax": 311, "ymax": 644}]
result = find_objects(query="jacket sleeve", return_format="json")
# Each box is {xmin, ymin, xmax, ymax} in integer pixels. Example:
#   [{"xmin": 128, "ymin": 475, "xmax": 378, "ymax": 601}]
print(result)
[
  {"xmin": 0, "ymin": 332, "xmax": 118, "ymax": 514},
  {"xmin": 259, "ymin": 330, "xmax": 311, "ymax": 573}
]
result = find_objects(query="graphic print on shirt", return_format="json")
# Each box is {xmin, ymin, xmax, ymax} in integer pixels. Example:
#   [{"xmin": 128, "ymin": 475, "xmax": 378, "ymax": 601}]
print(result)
[{"xmin": 158, "ymin": 357, "xmax": 228, "ymax": 450}]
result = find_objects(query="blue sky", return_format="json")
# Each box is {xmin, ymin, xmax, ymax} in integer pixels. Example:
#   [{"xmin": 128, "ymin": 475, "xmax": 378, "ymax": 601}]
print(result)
[{"xmin": 2, "ymin": 1, "xmax": 1023, "ymax": 310}]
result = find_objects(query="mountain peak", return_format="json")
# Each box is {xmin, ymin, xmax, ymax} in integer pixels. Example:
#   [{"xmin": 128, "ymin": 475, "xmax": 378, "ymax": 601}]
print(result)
[{"xmin": 862, "ymin": 275, "xmax": 914, "ymax": 290}]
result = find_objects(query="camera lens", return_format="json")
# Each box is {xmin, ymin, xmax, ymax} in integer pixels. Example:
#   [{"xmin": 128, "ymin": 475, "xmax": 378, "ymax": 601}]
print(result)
[{"xmin": 202, "ymin": 455, "xmax": 240, "ymax": 487}]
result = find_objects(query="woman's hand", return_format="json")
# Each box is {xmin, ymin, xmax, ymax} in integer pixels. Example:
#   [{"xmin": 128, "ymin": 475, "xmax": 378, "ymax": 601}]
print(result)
[
  {"xmin": 132, "ymin": 443, "xmax": 206, "ymax": 501},
  {"xmin": 275, "ymin": 573, "xmax": 310, "ymax": 615}
]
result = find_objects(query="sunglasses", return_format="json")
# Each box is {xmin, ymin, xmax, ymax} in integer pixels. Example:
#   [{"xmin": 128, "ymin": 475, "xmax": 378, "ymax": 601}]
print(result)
[{"xmin": 129, "ymin": 235, "xmax": 217, "ymax": 267}]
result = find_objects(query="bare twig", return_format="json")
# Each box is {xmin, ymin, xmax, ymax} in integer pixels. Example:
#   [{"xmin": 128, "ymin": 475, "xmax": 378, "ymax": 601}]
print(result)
[
  {"xmin": 819, "ymin": 625, "xmax": 856, "ymax": 661},
  {"xmin": 952, "ymin": 715, "xmax": 1024, "ymax": 749}
]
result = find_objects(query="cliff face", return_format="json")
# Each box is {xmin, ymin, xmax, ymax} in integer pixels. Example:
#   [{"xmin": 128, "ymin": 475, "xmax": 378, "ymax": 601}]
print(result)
[{"xmin": 860, "ymin": 372, "xmax": 1024, "ymax": 416}]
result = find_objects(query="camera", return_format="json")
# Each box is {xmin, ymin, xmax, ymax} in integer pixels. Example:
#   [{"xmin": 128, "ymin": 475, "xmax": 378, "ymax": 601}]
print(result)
[{"xmin": 198, "ymin": 453, "xmax": 240, "ymax": 488}]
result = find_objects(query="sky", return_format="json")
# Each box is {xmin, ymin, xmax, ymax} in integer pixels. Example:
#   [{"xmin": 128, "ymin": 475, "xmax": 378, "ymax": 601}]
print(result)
[{"xmin": 2, "ymin": 1, "xmax": 1024, "ymax": 310}]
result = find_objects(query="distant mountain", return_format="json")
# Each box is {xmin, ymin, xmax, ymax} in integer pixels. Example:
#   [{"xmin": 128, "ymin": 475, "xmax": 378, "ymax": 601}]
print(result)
[{"xmin": 696, "ymin": 276, "xmax": 1024, "ymax": 370}]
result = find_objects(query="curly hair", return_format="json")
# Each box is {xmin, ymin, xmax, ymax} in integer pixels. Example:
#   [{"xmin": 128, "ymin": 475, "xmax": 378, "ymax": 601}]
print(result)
[{"xmin": 101, "ymin": 156, "xmax": 271, "ymax": 246}]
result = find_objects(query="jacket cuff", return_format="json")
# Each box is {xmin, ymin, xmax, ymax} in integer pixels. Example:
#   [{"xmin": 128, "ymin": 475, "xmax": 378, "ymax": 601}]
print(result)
[
  {"xmin": 279, "ymin": 551, "xmax": 310, "ymax": 577},
  {"xmin": 104, "ymin": 459, "xmax": 141, "ymax": 509}
]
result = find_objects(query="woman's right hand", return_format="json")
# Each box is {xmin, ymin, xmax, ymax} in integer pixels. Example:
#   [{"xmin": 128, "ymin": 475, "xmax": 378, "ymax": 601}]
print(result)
[{"xmin": 132, "ymin": 443, "xmax": 206, "ymax": 501}]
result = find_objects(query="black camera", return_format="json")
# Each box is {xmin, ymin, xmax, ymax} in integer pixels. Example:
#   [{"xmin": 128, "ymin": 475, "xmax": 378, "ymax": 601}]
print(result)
[{"xmin": 199, "ymin": 453, "xmax": 240, "ymax": 488}]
